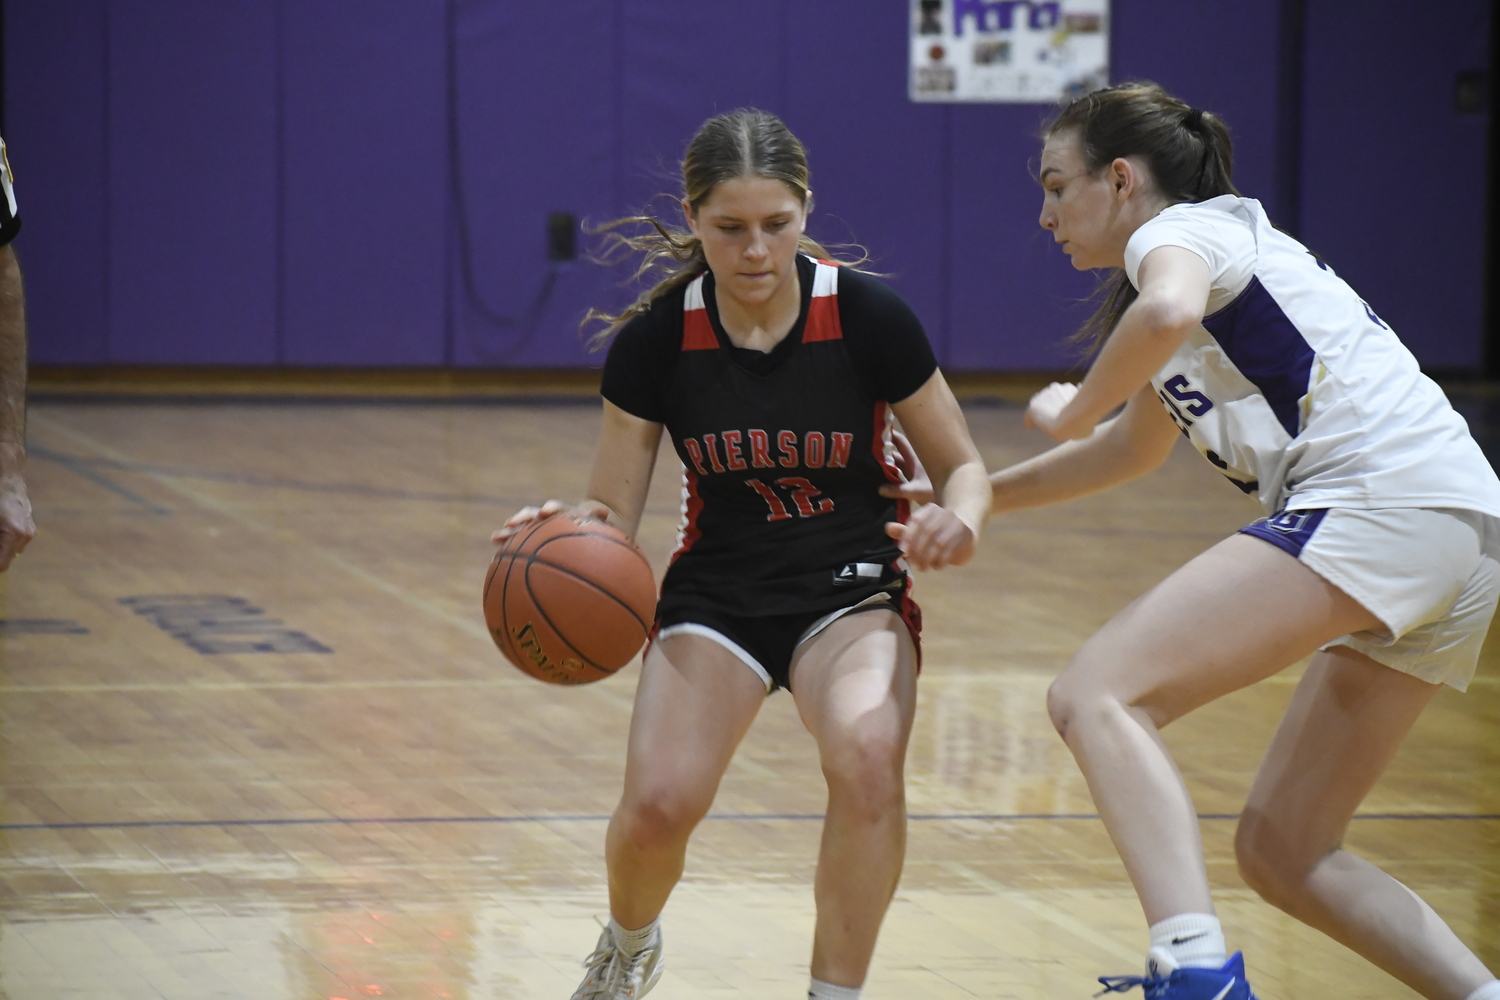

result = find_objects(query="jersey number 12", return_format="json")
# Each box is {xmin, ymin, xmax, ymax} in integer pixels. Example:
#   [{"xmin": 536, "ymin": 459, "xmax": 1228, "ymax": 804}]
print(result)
[{"xmin": 747, "ymin": 477, "xmax": 835, "ymax": 521}]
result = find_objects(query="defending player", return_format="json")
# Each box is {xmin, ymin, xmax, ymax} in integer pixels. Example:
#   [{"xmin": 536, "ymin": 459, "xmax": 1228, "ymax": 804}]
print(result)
[
  {"xmin": 495, "ymin": 109, "xmax": 991, "ymax": 1000},
  {"xmin": 889, "ymin": 82, "xmax": 1500, "ymax": 1000}
]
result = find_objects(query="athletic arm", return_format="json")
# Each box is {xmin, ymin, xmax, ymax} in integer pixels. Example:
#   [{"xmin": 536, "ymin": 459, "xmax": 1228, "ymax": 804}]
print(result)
[
  {"xmin": 886, "ymin": 369, "xmax": 991, "ymax": 569},
  {"xmin": 992, "ymin": 383, "xmax": 1179, "ymax": 513},
  {"xmin": 0, "ymin": 245, "xmax": 32, "ymax": 571},
  {"xmin": 493, "ymin": 400, "xmax": 663, "ymax": 544},
  {"xmin": 1027, "ymin": 245, "xmax": 1211, "ymax": 440}
]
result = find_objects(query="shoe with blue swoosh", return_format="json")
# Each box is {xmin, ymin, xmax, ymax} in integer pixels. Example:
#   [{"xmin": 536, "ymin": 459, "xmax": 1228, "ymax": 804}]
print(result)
[{"xmin": 1095, "ymin": 951, "xmax": 1257, "ymax": 1000}]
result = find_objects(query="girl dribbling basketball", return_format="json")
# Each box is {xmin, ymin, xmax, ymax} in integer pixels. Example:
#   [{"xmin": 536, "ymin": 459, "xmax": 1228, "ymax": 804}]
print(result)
[
  {"xmin": 891, "ymin": 82, "xmax": 1500, "ymax": 1000},
  {"xmin": 495, "ymin": 109, "xmax": 991, "ymax": 1000}
]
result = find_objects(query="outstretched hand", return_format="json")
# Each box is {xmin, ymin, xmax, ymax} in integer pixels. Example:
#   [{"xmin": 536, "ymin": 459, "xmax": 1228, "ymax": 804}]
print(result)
[
  {"xmin": 878, "ymin": 429, "xmax": 935, "ymax": 506},
  {"xmin": 0, "ymin": 474, "xmax": 33, "ymax": 571},
  {"xmin": 884, "ymin": 503, "xmax": 976, "ymax": 571},
  {"xmin": 1025, "ymin": 381, "xmax": 1088, "ymax": 441},
  {"xmin": 492, "ymin": 498, "xmax": 611, "ymax": 545}
]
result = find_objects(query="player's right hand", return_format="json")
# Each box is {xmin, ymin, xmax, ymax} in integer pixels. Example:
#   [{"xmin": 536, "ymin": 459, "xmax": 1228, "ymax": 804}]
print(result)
[
  {"xmin": 0, "ymin": 474, "xmax": 35, "ymax": 572},
  {"xmin": 492, "ymin": 499, "xmax": 610, "ymax": 544}
]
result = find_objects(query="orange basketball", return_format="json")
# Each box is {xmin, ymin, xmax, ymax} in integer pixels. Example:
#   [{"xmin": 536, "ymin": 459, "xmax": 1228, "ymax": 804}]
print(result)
[{"xmin": 483, "ymin": 513, "xmax": 657, "ymax": 684}]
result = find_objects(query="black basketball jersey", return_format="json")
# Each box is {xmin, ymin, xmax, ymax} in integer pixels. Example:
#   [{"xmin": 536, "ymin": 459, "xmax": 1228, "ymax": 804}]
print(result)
[{"xmin": 603, "ymin": 254, "xmax": 936, "ymax": 619}]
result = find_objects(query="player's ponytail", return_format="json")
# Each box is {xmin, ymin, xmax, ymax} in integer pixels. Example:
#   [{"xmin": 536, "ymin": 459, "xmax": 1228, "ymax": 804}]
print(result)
[
  {"xmin": 583, "ymin": 109, "xmax": 861, "ymax": 350},
  {"xmin": 1046, "ymin": 82, "xmax": 1240, "ymax": 351}
]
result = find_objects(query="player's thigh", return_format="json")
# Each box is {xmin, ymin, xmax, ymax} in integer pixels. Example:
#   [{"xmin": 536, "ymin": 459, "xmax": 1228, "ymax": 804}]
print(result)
[
  {"xmin": 1239, "ymin": 645, "xmax": 1440, "ymax": 867},
  {"xmin": 789, "ymin": 609, "xmax": 918, "ymax": 765},
  {"xmin": 1056, "ymin": 534, "xmax": 1383, "ymax": 727},
  {"xmin": 622, "ymin": 632, "xmax": 766, "ymax": 804}
]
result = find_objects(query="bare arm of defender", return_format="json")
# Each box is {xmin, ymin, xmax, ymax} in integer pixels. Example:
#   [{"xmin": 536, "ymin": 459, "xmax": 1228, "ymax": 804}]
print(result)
[
  {"xmin": 1025, "ymin": 245, "xmax": 1210, "ymax": 441},
  {"xmin": 883, "ymin": 382, "xmax": 1180, "ymax": 514}
]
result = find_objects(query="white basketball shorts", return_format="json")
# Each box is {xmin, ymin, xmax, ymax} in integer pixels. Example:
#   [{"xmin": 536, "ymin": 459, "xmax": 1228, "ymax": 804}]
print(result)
[{"xmin": 1239, "ymin": 507, "xmax": 1500, "ymax": 690}]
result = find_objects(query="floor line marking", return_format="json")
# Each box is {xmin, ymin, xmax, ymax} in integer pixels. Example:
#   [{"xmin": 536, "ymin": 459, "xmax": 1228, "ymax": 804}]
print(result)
[
  {"xmin": 1, "ymin": 812, "xmax": 1494, "ymax": 832},
  {"xmin": 29, "ymin": 444, "xmax": 172, "ymax": 515}
]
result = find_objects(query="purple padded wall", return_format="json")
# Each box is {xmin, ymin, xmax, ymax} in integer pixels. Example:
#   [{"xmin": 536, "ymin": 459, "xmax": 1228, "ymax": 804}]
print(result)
[
  {"xmin": 107, "ymin": 0, "xmax": 279, "ymax": 363},
  {"xmin": 1299, "ymin": 0, "xmax": 1490, "ymax": 370},
  {"xmin": 1113, "ymin": 0, "xmax": 1282, "ymax": 219},
  {"xmin": 5, "ymin": 0, "xmax": 109, "ymax": 364},
  {"xmin": 281, "ymin": 1, "xmax": 449, "ymax": 366},
  {"xmin": 447, "ymin": 0, "xmax": 618, "ymax": 368},
  {"xmin": 786, "ymin": 3, "xmax": 950, "ymax": 358},
  {"xmin": 6, "ymin": 1, "xmax": 1492, "ymax": 371}
]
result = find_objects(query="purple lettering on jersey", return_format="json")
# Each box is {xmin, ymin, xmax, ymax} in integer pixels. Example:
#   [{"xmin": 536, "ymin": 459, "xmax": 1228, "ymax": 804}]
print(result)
[
  {"xmin": 722, "ymin": 430, "xmax": 747, "ymax": 471},
  {"xmin": 748, "ymin": 429, "xmax": 775, "ymax": 468},
  {"xmin": 778, "ymin": 430, "xmax": 799, "ymax": 468},
  {"xmin": 1163, "ymin": 374, "xmax": 1213, "ymax": 417}
]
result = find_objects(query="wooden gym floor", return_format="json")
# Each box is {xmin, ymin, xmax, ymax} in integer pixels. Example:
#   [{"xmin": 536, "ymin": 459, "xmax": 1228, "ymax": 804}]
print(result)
[{"xmin": 2, "ymin": 394, "xmax": 1497, "ymax": 999}]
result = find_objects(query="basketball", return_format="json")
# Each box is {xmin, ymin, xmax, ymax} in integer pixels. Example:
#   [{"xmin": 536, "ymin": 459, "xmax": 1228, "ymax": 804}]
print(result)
[{"xmin": 483, "ymin": 513, "xmax": 657, "ymax": 684}]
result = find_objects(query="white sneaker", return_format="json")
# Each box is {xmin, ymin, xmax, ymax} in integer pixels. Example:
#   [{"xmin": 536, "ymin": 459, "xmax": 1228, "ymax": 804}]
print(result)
[{"xmin": 569, "ymin": 923, "xmax": 664, "ymax": 1000}]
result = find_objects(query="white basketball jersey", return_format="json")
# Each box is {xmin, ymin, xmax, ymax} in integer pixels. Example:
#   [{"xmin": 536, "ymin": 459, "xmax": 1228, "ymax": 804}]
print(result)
[{"xmin": 1123, "ymin": 196, "xmax": 1500, "ymax": 518}]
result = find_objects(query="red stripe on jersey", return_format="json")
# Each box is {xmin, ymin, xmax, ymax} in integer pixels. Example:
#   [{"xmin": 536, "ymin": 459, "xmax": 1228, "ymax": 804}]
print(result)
[
  {"xmin": 893, "ymin": 570, "xmax": 923, "ymax": 670},
  {"xmin": 682, "ymin": 308, "xmax": 717, "ymax": 351},
  {"xmin": 802, "ymin": 294, "xmax": 842, "ymax": 343},
  {"xmin": 872, "ymin": 400, "xmax": 920, "ymax": 665},
  {"xmin": 872, "ymin": 401, "xmax": 909, "ymax": 525},
  {"xmin": 669, "ymin": 469, "xmax": 705, "ymax": 565}
]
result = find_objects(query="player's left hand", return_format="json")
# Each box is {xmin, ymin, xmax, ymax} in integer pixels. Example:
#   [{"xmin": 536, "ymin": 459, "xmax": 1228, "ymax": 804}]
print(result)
[
  {"xmin": 884, "ymin": 503, "xmax": 976, "ymax": 571},
  {"xmin": 1025, "ymin": 381, "xmax": 1090, "ymax": 441}
]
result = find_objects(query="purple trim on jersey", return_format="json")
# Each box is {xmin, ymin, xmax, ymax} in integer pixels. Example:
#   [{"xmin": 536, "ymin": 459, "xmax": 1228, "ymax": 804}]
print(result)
[
  {"xmin": 1238, "ymin": 508, "xmax": 1329, "ymax": 559},
  {"xmin": 1200, "ymin": 276, "xmax": 1316, "ymax": 438}
]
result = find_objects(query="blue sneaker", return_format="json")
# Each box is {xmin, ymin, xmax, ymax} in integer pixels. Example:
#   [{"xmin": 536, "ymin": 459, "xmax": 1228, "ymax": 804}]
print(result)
[{"xmin": 1095, "ymin": 951, "xmax": 1258, "ymax": 999}]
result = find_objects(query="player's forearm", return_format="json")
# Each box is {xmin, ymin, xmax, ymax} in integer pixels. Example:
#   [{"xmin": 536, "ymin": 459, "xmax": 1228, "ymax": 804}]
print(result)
[
  {"xmin": 580, "ymin": 494, "xmax": 644, "ymax": 538},
  {"xmin": 583, "ymin": 470, "xmax": 652, "ymax": 539},
  {"xmin": 989, "ymin": 418, "xmax": 1154, "ymax": 514},
  {"xmin": 0, "ymin": 247, "xmax": 25, "ymax": 477},
  {"xmin": 936, "ymin": 459, "xmax": 992, "ymax": 538},
  {"xmin": 1054, "ymin": 294, "xmax": 1195, "ymax": 439}
]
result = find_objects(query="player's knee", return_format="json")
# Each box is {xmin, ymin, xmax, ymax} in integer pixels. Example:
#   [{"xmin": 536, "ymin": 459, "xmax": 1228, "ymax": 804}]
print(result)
[
  {"xmin": 618, "ymin": 782, "xmax": 711, "ymax": 849},
  {"xmin": 1045, "ymin": 677, "xmax": 1076, "ymax": 738},
  {"xmin": 1047, "ymin": 672, "xmax": 1104, "ymax": 741},
  {"xmin": 1234, "ymin": 810, "xmax": 1313, "ymax": 910},
  {"xmin": 821, "ymin": 725, "xmax": 905, "ymax": 817}
]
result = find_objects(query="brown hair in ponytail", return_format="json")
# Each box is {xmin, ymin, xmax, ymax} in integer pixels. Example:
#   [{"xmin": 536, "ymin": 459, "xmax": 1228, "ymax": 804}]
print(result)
[
  {"xmin": 1046, "ymin": 82, "xmax": 1240, "ymax": 350},
  {"xmin": 583, "ymin": 109, "xmax": 862, "ymax": 350}
]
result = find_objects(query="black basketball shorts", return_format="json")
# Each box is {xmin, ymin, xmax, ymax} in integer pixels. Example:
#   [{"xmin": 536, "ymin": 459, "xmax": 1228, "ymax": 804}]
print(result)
[{"xmin": 652, "ymin": 591, "xmax": 921, "ymax": 692}]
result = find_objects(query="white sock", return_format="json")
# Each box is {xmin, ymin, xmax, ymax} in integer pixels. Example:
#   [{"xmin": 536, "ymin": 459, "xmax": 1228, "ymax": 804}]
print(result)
[
  {"xmin": 808, "ymin": 976, "xmax": 862, "ymax": 1000},
  {"xmin": 1147, "ymin": 913, "xmax": 1227, "ymax": 971},
  {"xmin": 609, "ymin": 916, "xmax": 659, "ymax": 957},
  {"xmin": 1464, "ymin": 981, "xmax": 1500, "ymax": 1000}
]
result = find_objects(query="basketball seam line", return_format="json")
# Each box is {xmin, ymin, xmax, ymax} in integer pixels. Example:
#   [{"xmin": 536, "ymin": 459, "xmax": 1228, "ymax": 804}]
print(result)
[{"xmin": 519, "ymin": 552, "xmax": 653, "ymax": 634}]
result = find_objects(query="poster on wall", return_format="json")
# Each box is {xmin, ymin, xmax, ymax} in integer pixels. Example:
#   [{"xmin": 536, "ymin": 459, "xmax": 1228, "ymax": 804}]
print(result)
[{"xmin": 910, "ymin": 0, "xmax": 1109, "ymax": 103}]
